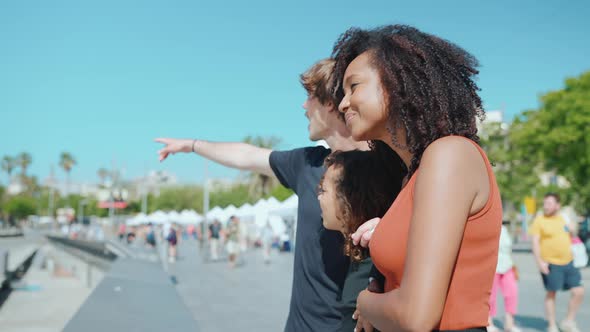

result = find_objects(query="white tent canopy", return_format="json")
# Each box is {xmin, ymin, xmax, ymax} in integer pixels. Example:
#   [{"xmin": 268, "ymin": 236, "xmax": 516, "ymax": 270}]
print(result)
[
  {"xmin": 123, "ymin": 195, "xmax": 299, "ymax": 229},
  {"xmin": 252, "ymin": 198, "xmax": 269, "ymax": 211},
  {"xmin": 167, "ymin": 210, "xmax": 181, "ymax": 223},
  {"xmin": 191, "ymin": 195, "xmax": 300, "ymax": 240},
  {"xmin": 235, "ymin": 203, "xmax": 254, "ymax": 218},
  {"xmin": 207, "ymin": 206, "xmax": 225, "ymax": 221},
  {"xmin": 179, "ymin": 209, "xmax": 203, "ymax": 225},
  {"xmin": 269, "ymin": 194, "xmax": 298, "ymax": 218},
  {"xmin": 135, "ymin": 212, "xmax": 148, "ymax": 222},
  {"xmin": 126, "ymin": 209, "xmax": 204, "ymax": 226},
  {"xmin": 148, "ymin": 210, "xmax": 168, "ymax": 224},
  {"xmin": 219, "ymin": 204, "xmax": 238, "ymax": 222},
  {"xmin": 267, "ymin": 214, "xmax": 286, "ymax": 235},
  {"xmin": 265, "ymin": 197, "xmax": 282, "ymax": 210}
]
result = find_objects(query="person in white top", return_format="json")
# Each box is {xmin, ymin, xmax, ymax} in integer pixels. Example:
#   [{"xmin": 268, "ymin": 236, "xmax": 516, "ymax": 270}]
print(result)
[{"xmin": 488, "ymin": 220, "xmax": 521, "ymax": 332}]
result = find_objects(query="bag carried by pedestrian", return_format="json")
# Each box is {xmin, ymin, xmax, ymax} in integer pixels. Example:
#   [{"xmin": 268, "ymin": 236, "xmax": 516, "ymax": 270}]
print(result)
[{"xmin": 571, "ymin": 236, "xmax": 588, "ymax": 268}]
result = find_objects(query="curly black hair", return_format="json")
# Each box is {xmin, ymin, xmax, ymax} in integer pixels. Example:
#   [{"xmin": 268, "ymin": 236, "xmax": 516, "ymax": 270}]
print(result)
[
  {"xmin": 331, "ymin": 25, "xmax": 485, "ymax": 176},
  {"xmin": 320, "ymin": 146, "xmax": 404, "ymax": 262}
]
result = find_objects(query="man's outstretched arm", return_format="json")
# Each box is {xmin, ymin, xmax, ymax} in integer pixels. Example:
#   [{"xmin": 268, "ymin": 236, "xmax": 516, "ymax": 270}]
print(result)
[{"xmin": 155, "ymin": 138, "xmax": 275, "ymax": 178}]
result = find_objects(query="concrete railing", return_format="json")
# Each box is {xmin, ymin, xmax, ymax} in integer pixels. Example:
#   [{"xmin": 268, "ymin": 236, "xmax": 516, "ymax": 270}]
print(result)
[
  {"xmin": 0, "ymin": 228, "xmax": 24, "ymax": 238},
  {"xmin": 46, "ymin": 235, "xmax": 117, "ymax": 261},
  {"xmin": 1, "ymin": 248, "xmax": 38, "ymax": 307}
]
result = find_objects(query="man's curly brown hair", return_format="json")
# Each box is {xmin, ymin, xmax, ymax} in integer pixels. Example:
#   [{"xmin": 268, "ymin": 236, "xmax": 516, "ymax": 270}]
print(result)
[
  {"xmin": 320, "ymin": 145, "xmax": 404, "ymax": 262},
  {"xmin": 300, "ymin": 58, "xmax": 338, "ymax": 107},
  {"xmin": 331, "ymin": 25, "xmax": 485, "ymax": 176}
]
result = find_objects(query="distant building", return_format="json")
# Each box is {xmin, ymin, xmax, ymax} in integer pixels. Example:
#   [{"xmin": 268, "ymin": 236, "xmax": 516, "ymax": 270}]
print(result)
[
  {"xmin": 6, "ymin": 176, "xmax": 25, "ymax": 195},
  {"xmin": 484, "ymin": 110, "xmax": 504, "ymax": 124},
  {"xmin": 127, "ymin": 170, "xmax": 179, "ymax": 200},
  {"xmin": 477, "ymin": 109, "xmax": 510, "ymax": 141},
  {"xmin": 41, "ymin": 175, "xmax": 101, "ymax": 197}
]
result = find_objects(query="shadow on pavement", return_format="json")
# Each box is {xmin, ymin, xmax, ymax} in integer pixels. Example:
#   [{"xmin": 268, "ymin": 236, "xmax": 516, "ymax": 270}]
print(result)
[{"xmin": 516, "ymin": 315, "xmax": 546, "ymax": 331}]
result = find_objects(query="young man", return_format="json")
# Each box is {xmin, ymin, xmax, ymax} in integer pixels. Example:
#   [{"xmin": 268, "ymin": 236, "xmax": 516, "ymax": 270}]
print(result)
[
  {"xmin": 155, "ymin": 59, "xmax": 371, "ymax": 331},
  {"xmin": 531, "ymin": 193, "xmax": 585, "ymax": 332}
]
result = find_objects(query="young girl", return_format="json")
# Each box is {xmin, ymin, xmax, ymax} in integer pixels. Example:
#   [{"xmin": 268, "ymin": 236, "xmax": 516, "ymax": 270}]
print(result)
[
  {"xmin": 318, "ymin": 147, "xmax": 403, "ymax": 262},
  {"xmin": 331, "ymin": 25, "xmax": 503, "ymax": 331},
  {"xmin": 318, "ymin": 147, "xmax": 404, "ymax": 332}
]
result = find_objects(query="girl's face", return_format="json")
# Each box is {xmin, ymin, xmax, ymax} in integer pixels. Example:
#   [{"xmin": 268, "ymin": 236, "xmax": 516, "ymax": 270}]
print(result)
[
  {"xmin": 338, "ymin": 52, "xmax": 390, "ymax": 142},
  {"xmin": 318, "ymin": 166, "xmax": 344, "ymax": 232}
]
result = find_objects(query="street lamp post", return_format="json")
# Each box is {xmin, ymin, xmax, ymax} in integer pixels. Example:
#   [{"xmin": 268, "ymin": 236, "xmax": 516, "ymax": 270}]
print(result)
[
  {"xmin": 202, "ymin": 160, "xmax": 210, "ymax": 256},
  {"xmin": 78, "ymin": 199, "xmax": 88, "ymax": 224}
]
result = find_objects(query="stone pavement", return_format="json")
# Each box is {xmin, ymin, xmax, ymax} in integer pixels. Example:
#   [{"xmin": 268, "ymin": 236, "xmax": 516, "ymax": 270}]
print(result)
[
  {"xmin": 169, "ymin": 239, "xmax": 293, "ymax": 331},
  {"xmin": 1, "ymin": 236, "xmax": 38, "ymax": 284},
  {"xmin": 491, "ymin": 252, "xmax": 589, "ymax": 331},
  {"xmin": 63, "ymin": 257, "xmax": 198, "ymax": 332},
  {"xmin": 0, "ymin": 242, "xmax": 105, "ymax": 332},
  {"xmin": 1, "ymin": 234, "xmax": 588, "ymax": 332},
  {"xmin": 169, "ymin": 239, "xmax": 590, "ymax": 332}
]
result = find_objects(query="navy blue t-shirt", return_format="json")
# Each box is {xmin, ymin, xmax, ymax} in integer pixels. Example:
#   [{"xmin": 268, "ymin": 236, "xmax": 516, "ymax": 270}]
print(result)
[{"xmin": 270, "ymin": 146, "xmax": 351, "ymax": 332}]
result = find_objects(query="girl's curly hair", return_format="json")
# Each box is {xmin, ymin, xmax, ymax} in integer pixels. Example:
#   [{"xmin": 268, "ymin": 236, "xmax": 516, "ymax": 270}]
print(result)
[
  {"xmin": 331, "ymin": 25, "xmax": 485, "ymax": 177},
  {"xmin": 321, "ymin": 146, "xmax": 404, "ymax": 262}
]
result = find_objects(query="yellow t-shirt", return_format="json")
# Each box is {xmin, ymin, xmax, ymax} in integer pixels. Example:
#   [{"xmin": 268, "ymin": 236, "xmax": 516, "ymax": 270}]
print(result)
[{"xmin": 529, "ymin": 214, "xmax": 573, "ymax": 265}]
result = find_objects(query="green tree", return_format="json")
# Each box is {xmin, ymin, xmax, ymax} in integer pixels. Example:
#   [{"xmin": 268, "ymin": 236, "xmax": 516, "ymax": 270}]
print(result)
[
  {"xmin": 510, "ymin": 71, "xmax": 590, "ymax": 216},
  {"xmin": 479, "ymin": 121, "xmax": 541, "ymax": 212},
  {"xmin": 0, "ymin": 185, "xmax": 5, "ymax": 217},
  {"xmin": 17, "ymin": 152, "xmax": 32, "ymax": 176},
  {"xmin": 21, "ymin": 175, "xmax": 41, "ymax": 197},
  {"xmin": 242, "ymin": 135, "xmax": 282, "ymax": 199},
  {"xmin": 5, "ymin": 196, "xmax": 37, "ymax": 221},
  {"xmin": 210, "ymin": 183, "xmax": 254, "ymax": 208},
  {"xmin": 148, "ymin": 182, "xmax": 283, "ymax": 214},
  {"xmin": 268, "ymin": 184, "xmax": 294, "ymax": 201},
  {"xmin": 55, "ymin": 194, "xmax": 107, "ymax": 218},
  {"xmin": 151, "ymin": 186, "xmax": 204, "ymax": 212},
  {"xmin": 123, "ymin": 201, "xmax": 142, "ymax": 214},
  {"xmin": 1, "ymin": 155, "xmax": 15, "ymax": 184},
  {"xmin": 59, "ymin": 152, "xmax": 76, "ymax": 197}
]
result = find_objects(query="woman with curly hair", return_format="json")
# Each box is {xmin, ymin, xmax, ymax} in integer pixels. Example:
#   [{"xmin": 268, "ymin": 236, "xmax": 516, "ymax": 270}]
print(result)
[
  {"xmin": 331, "ymin": 25, "xmax": 503, "ymax": 331},
  {"xmin": 317, "ymin": 146, "xmax": 404, "ymax": 331}
]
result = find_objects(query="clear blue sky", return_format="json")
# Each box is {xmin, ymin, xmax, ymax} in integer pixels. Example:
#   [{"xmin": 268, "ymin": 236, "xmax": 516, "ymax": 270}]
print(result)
[{"xmin": 1, "ymin": 0, "xmax": 589, "ymax": 185}]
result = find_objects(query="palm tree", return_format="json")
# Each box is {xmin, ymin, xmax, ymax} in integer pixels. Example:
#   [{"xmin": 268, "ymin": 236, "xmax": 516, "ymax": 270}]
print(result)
[
  {"xmin": 97, "ymin": 168, "xmax": 109, "ymax": 186},
  {"xmin": 242, "ymin": 135, "xmax": 282, "ymax": 199},
  {"xmin": 1, "ymin": 155, "xmax": 15, "ymax": 185},
  {"xmin": 59, "ymin": 152, "xmax": 76, "ymax": 197},
  {"xmin": 22, "ymin": 175, "xmax": 40, "ymax": 197},
  {"xmin": 17, "ymin": 152, "xmax": 32, "ymax": 176}
]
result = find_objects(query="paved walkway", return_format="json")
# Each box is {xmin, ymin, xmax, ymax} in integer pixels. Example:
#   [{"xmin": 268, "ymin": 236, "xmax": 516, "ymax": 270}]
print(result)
[
  {"xmin": 1, "ymin": 236, "xmax": 38, "ymax": 284},
  {"xmin": 0, "ymin": 242, "xmax": 105, "ymax": 332},
  {"xmin": 491, "ymin": 252, "xmax": 590, "ymax": 331},
  {"xmin": 169, "ymin": 239, "xmax": 590, "ymax": 332},
  {"xmin": 1, "ymin": 235, "xmax": 589, "ymax": 332},
  {"xmin": 169, "ymin": 239, "xmax": 293, "ymax": 331}
]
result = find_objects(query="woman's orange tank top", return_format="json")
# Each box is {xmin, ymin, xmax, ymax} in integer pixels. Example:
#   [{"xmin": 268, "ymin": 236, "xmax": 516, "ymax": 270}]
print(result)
[{"xmin": 369, "ymin": 137, "xmax": 502, "ymax": 330}]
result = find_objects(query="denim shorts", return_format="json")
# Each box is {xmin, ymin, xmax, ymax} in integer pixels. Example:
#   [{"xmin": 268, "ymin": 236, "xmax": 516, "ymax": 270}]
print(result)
[{"xmin": 541, "ymin": 261, "xmax": 582, "ymax": 291}]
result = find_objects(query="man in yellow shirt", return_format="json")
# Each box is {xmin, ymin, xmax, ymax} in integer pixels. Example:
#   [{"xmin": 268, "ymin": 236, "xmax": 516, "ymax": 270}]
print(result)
[{"xmin": 531, "ymin": 193, "xmax": 584, "ymax": 332}]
